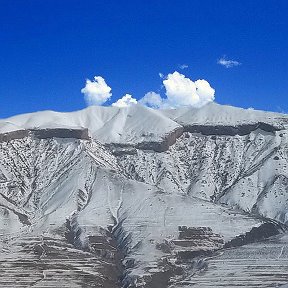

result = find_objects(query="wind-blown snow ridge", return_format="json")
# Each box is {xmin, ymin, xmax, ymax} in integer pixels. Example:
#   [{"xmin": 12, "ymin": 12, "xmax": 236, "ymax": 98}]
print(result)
[{"xmin": 1, "ymin": 102, "xmax": 287, "ymax": 151}]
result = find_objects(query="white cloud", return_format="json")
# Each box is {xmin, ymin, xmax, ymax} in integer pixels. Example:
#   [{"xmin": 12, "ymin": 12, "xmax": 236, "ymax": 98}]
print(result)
[
  {"xmin": 138, "ymin": 71, "xmax": 215, "ymax": 109},
  {"xmin": 179, "ymin": 64, "xmax": 188, "ymax": 69},
  {"xmin": 159, "ymin": 72, "xmax": 164, "ymax": 79},
  {"xmin": 217, "ymin": 56, "xmax": 241, "ymax": 68},
  {"xmin": 82, "ymin": 72, "xmax": 215, "ymax": 110},
  {"xmin": 139, "ymin": 92, "xmax": 163, "ymax": 109},
  {"xmin": 81, "ymin": 76, "xmax": 112, "ymax": 105},
  {"xmin": 162, "ymin": 71, "xmax": 215, "ymax": 108},
  {"xmin": 112, "ymin": 94, "xmax": 137, "ymax": 108},
  {"xmin": 195, "ymin": 79, "xmax": 215, "ymax": 102}
]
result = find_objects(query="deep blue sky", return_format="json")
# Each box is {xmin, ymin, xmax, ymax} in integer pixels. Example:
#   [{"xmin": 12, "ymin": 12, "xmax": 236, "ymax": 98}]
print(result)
[{"xmin": 0, "ymin": 0, "xmax": 287, "ymax": 118}]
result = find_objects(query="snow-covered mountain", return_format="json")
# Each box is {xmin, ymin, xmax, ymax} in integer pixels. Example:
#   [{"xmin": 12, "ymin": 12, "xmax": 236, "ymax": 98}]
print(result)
[{"xmin": 0, "ymin": 103, "xmax": 288, "ymax": 287}]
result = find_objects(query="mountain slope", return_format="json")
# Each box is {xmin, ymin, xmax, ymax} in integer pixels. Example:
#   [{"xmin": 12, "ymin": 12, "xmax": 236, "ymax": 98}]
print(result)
[{"xmin": 0, "ymin": 103, "xmax": 288, "ymax": 287}]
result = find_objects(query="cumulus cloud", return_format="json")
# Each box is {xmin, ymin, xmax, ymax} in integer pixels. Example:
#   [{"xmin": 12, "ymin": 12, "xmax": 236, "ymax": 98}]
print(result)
[
  {"xmin": 81, "ymin": 76, "xmax": 112, "ymax": 105},
  {"xmin": 139, "ymin": 92, "xmax": 163, "ymax": 109},
  {"xmin": 112, "ymin": 94, "xmax": 137, "ymax": 108},
  {"xmin": 195, "ymin": 79, "xmax": 215, "ymax": 102},
  {"xmin": 162, "ymin": 71, "xmax": 215, "ymax": 108},
  {"xmin": 138, "ymin": 71, "xmax": 215, "ymax": 109},
  {"xmin": 217, "ymin": 56, "xmax": 241, "ymax": 68},
  {"xmin": 82, "ymin": 72, "xmax": 215, "ymax": 110}
]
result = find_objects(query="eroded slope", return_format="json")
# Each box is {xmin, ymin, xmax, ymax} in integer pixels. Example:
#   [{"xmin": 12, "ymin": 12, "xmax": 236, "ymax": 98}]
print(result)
[{"xmin": 0, "ymin": 103, "xmax": 288, "ymax": 287}]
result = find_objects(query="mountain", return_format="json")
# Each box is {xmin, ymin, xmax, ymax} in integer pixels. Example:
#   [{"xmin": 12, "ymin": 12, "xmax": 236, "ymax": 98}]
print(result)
[{"xmin": 0, "ymin": 103, "xmax": 288, "ymax": 287}]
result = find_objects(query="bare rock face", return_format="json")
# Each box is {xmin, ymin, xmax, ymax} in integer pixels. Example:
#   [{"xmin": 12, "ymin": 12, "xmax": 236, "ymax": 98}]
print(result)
[
  {"xmin": 30, "ymin": 128, "xmax": 90, "ymax": 140},
  {"xmin": 0, "ymin": 129, "xmax": 29, "ymax": 142},
  {"xmin": 183, "ymin": 122, "xmax": 281, "ymax": 136},
  {"xmin": 136, "ymin": 127, "xmax": 184, "ymax": 152},
  {"xmin": 0, "ymin": 128, "xmax": 89, "ymax": 143},
  {"xmin": 108, "ymin": 126, "xmax": 184, "ymax": 153},
  {"xmin": 1, "ymin": 103, "xmax": 288, "ymax": 287}
]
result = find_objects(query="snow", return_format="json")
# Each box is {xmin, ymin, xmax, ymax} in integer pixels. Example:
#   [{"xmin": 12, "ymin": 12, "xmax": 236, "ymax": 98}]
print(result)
[
  {"xmin": 0, "ymin": 104, "xmax": 181, "ymax": 145},
  {"xmin": 2, "ymin": 102, "xmax": 288, "ymax": 146},
  {"xmin": 0, "ymin": 103, "xmax": 288, "ymax": 286},
  {"xmin": 161, "ymin": 102, "xmax": 288, "ymax": 129}
]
